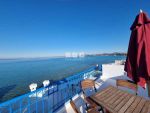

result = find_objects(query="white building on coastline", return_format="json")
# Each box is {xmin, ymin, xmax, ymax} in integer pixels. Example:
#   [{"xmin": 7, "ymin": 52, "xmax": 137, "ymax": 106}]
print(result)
[{"xmin": 65, "ymin": 52, "xmax": 85, "ymax": 58}]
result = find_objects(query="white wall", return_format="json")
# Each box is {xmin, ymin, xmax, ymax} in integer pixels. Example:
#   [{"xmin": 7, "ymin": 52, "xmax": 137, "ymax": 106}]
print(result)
[{"xmin": 102, "ymin": 64, "xmax": 125, "ymax": 80}]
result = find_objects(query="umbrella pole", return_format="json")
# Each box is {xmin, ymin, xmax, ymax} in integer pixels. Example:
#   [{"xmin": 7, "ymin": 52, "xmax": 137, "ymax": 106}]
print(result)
[{"xmin": 146, "ymin": 80, "xmax": 150, "ymax": 97}]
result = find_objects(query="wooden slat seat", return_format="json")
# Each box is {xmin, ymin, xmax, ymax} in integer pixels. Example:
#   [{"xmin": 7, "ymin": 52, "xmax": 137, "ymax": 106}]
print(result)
[
  {"xmin": 116, "ymin": 79, "xmax": 138, "ymax": 95},
  {"xmin": 81, "ymin": 79, "xmax": 96, "ymax": 90}
]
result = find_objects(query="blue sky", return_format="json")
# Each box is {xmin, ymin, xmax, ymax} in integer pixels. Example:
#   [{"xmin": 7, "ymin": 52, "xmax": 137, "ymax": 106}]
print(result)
[{"xmin": 0, "ymin": 0, "xmax": 150, "ymax": 58}]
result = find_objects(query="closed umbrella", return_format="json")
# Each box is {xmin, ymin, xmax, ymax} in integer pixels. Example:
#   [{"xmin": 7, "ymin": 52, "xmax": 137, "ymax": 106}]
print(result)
[{"xmin": 125, "ymin": 11, "xmax": 150, "ymax": 93}]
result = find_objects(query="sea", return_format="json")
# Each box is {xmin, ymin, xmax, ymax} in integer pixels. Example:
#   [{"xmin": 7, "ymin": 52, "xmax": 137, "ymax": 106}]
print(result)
[{"xmin": 0, "ymin": 55, "xmax": 125, "ymax": 103}]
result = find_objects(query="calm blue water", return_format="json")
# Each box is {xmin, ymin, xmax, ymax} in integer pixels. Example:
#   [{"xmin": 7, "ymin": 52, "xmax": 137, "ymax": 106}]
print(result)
[{"xmin": 0, "ymin": 56, "xmax": 125, "ymax": 102}]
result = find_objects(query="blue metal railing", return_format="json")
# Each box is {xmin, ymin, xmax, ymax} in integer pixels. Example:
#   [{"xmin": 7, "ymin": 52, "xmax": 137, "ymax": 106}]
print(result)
[{"xmin": 0, "ymin": 66, "xmax": 101, "ymax": 113}]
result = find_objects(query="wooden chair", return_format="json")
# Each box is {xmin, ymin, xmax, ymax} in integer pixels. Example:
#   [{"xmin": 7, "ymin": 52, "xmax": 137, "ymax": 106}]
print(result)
[
  {"xmin": 70, "ymin": 100, "xmax": 99, "ymax": 113},
  {"xmin": 81, "ymin": 79, "xmax": 97, "ymax": 92},
  {"xmin": 70, "ymin": 100, "xmax": 81, "ymax": 113},
  {"xmin": 116, "ymin": 79, "xmax": 138, "ymax": 95},
  {"xmin": 81, "ymin": 79, "xmax": 100, "ymax": 109}
]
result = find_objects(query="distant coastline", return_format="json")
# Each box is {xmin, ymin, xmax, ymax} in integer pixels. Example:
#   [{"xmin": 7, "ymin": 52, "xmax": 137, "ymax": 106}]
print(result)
[
  {"xmin": 87, "ymin": 52, "xmax": 127, "ymax": 56},
  {"xmin": 0, "ymin": 52, "xmax": 126, "ymax": 60}
]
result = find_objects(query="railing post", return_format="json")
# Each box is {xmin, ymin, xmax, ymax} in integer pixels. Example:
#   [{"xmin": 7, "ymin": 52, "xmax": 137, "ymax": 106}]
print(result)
[
  {"xmin": 36, "ymin": 92, "xmax": 38, "ymax": 113},
  {"xmin": 47, "ymin": 85, "xmax": 50, "ymax": 112},
  {"xmin": 20, "ymin": 99, "xmax": 22, "ymax": 113},
  {"xmin": 52, "ymin": 85, "xmax": 54, "ymax": 112},
  {"xmin": 42, "ymin": 90, "xmax": 44, "ymax": 113},
  {"xmin": 9, "ymin": 105, "xmax": 12, "ymax": 113},
  {"xmin": 28, "ymin": 97, "xmax": 31, "ymax": 113}
]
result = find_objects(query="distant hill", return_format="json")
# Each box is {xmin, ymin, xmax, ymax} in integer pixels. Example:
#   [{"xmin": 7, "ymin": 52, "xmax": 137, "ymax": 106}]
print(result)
[{"xmin": 87, "ymin": 52, "xmax": 127, "ymax": 56}]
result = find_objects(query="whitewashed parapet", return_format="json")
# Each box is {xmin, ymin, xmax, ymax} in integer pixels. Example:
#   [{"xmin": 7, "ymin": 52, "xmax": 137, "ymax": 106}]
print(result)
[
  {"xmin": 102, "ymin": 63, "xmax": 125, "ymax": 80},
  {"xmin": 115, "ymin": 60, "xmax": 125, "ymax": 65}
]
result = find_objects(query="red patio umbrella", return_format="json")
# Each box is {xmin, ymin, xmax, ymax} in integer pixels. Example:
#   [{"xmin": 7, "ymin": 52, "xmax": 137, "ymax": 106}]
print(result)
[{"xmin": 125, "ymin": 11, "xmax": 150, "ymax": 91}]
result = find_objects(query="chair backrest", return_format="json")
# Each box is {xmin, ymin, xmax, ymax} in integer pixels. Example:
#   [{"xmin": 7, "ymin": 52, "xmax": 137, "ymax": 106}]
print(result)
[
  {"xmin": 70, "ymin": 100, "xmax": 81, "ymax": 113},
  {"xmin": 116, "ymin": 79, "xmax": 138, "ymax": 95},
  {"xmin": 81, "ymin": 79, "xmax": 96, "ymax": 91},
  {"xmin": 81, "ymin": 79, "xmax": 97, "ymax": 99}
]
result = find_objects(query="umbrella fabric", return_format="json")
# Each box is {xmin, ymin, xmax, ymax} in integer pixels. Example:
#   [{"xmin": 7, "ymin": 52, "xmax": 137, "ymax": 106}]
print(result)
[{"xmin": 125, "ymin": 12, "xmax": 150, "ymax": 88}]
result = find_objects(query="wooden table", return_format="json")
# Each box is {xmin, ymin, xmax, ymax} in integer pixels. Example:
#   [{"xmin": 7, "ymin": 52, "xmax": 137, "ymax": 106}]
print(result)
[{"xmin": 90, "ymin": 86, "xmax": 150, "ymax": 113}]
